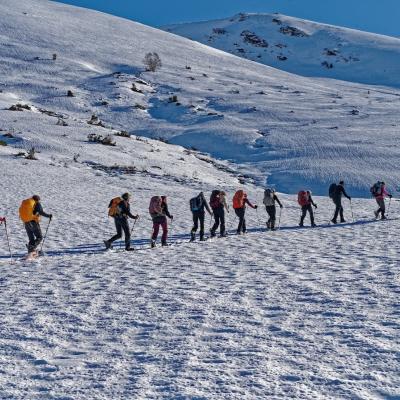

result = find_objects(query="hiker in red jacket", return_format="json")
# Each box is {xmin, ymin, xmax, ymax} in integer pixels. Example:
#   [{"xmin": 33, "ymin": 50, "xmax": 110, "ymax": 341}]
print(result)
[
  {"xmin": 298, "ymin": 190, "xmax": 317, "ymax": 227},
  {"xmin": 232, "ymin": 190, "xmax": 257, "ymax": 234},
  {"xmin": 372, "ymin": 181, "xmax": 392, "ymax": 220}
]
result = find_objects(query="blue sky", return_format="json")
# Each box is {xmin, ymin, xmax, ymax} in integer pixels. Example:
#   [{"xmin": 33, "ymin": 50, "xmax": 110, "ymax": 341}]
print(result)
[{"xmin": 56, "ymin": 0, "xmax": 400, "ymax": 37}]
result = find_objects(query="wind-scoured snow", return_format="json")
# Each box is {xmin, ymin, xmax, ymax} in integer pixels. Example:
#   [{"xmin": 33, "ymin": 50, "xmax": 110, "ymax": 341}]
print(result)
[
  {"xmin": 164, "ymin": 12, "xmax": 400, "ymax": 88},
  {"xmin": 0, "ymin": 2, "xmax": 400, "ymax": 398}
]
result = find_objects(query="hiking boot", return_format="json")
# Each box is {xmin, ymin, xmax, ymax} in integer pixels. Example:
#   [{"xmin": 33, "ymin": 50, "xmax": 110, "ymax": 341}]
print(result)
[
  {"xmin": 311, "ymin": 223, "xmax": 317, "ymax": 227},
  {"xmin": 125, "ymin": 246, "xmax": 134, "ymax": 252},
  {"xmin": 210, "ymin": 230, "xmax": 216, "ymax": 238},
  {"xmin": 200, "ymin": 237, "xmax": 206, "ymax": 241},
  {"xmin": 242, "ymin": 230, "xmax": 247, "ymax": 234},
  {"xmin": 190, "ymin": 232, "xmax": 195, "ymax": 242},
  {"xmin": 381, "ymin": 215, "xmax": 387, "ymax": 220},
  {"xmin": 266, "ymin": 221, "xmax": 271, "ymax": 229},
  {"xmin": 374, "ymin": 210, "xmax": 379, "ymax": 218},
  {"xmin": 220, "ymin": 232, "xmax": 228, "ymax": 238},
  {"xmin": 340, "ymin": 219, "xmax": 346, "ymax": 223},
  {"xmin": 236, "ymin": 231, "xmax": 242, "ymax": 235},
  {"xmin": 299, "ymin": 222, "xmax": 304, "ymax": 227},
  {"xmin": 331, "ymin": 219, "xmax": 337, "ymax": 224},
  {"xmin": 161, "ymin": 241, "xmax": 169, "ymax": 247},
  {"xmin": 104, "ymin": 240, "xmax": 112, "ymax": 250},
  {"xmin": 151, "ymin": 240, "xmax": 156, "ymax": 248}
]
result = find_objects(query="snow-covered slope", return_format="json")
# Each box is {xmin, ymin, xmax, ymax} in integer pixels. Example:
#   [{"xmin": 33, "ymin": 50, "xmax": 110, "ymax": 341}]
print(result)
[
  {"xmin": 0, "ymin": 1, "xmax": 399, "ymax": 399},
  {"xmin": 164, "ymin": 13, "xmax": 400, "ymax": 88},
  {"xmin": 1, "ymin": 1, "xmax": 400, "ymax": 196}
]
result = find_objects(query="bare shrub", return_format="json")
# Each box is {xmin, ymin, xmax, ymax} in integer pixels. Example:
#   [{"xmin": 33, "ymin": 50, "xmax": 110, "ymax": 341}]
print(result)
[{"xmin": 143, "ymin": 52, "xmax": 162, "ymax": 72}]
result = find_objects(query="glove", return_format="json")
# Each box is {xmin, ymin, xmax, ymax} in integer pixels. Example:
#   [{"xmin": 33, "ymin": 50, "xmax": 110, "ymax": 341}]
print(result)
[
  {"xmin": 280, "ymin": 205, "xmax": 283, "ymax": 209},
  {"xmin": 170, "ymin": 215, "xmax": 174, "ymax": 220},
  {"xmin": 254, "ymin": 205, "xmax": 258, "ymax": 209},
  {"xmin": 389, "ymin": 194, "xmax": 393, "ymax": 198},
  {"xmin": 314, "ymin": 204, "xmax": 318, "ymax": 209},
  {"xmin": 348, "ymin": 197, "xmax": 352, "ymax": 201},
  {"xmin": 0, "ymin": 217, "xmax": 5, "ymax": 223},
  {"xmin": 49, "ymin": 214, "xmax": 53, "ymax": 220},
  {"xmin": 135, "ymin": 214, "xmax": 140, "ymax": 219}
]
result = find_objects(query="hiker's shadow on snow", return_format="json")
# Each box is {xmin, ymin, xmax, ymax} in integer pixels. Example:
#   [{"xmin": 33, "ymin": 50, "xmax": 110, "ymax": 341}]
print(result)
[
  {"xmin": 248, "ymin": 217, "xmax": 398, "ymax": 234},
  {"xmin": 1, "ymin": 218, "xmax": 396, "ymax": 260}
]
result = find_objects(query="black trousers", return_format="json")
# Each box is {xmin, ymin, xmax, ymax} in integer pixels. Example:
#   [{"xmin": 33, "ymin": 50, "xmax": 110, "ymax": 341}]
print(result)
[
  {"xmin": 211, "ymin": 208, "xmax": 225, "ymax": 235},
  {"xmin": 265, "ymin": 205, "xmax": 276, "ymax": 226},
  {"xmin": 25, "ymin": 221, "xmax": 43, "ymax": 252},
  {"xmin": 234, "ymin": 208, "xmax": 246, "ymax": 233},
  {"xmin": 109, "ymin": 217, "xmax": 131, "ymax": 248},
  {"xmin": 300, "ymin": 205, "xmax": 315, "ymax": 225},
  {"xmin": 191, "ymin": 211, "xmax": 205, "ymax": 238},
  {"xmin": 333, "ymin": 199, "xmax": 344, "ymax": 222}
]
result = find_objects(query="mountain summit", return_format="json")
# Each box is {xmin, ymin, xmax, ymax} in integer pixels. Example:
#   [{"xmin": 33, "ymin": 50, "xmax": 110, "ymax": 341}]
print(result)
[{"xmin": 164, "ymin": 12, "xmax": 400, "ymax": 87}]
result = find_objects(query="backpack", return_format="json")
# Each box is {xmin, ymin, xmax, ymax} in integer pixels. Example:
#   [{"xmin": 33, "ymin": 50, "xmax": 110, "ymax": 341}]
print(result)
[
  {"xmin": 210, "ymin": 190, "xmax": 221, "ymax": 209},
  {"xmin": 328, "ymin": 183, "xmax": 338, "ymax": 199},
  {"xmin": 190, "ymin": 195, "xmax": 203, "ymax": 212},
  {"xmin": 149, "ymin": 196, "xmax": 162, "ymax": 216},
  {"xmin": 263, "ymin": 188, "xmax": 275, "ymax": 206},
  {"xmin": 232, "ymin": 190, "xmax": 245, "ymax": 209},
  {"xmin": 108, "ymin": 197, "xmax": 122, "ymax": 217},
  {"xmin": 370, "ymin": 182, "xmax": 382, "ymax": 197},
  {"xmin": 297, "ymin": 191, "xmax": 309, "ymax": 206},
  {"xmin": 19, "ymin": 198, "xmax": 38, "ymax": 223}
]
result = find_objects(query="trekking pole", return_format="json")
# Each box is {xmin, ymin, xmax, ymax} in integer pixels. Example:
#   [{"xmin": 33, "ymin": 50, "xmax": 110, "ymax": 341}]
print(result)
[
  {"xmin": 39, "ymin": 218, "xmax": 52, "ymax": 254},
  {"xmin": 130, "ymin": 216, "xmax": 139, "ymax": 235},
  {"xmin": 2, "ymin": 219, "xmax": 13, "ymax": 261},
  {"xmin": 256, "ymin": 206, "xmax": 263, "ymax": 229},
  {"xmin": 277, "ymin": 207, "xmax": 282, "ymax": 230},
  {"xmin": 387, "ymin": 197, "xmax": 392, "ymax": 217},
  {"xmin": 350, "ymin": 199, "xmax": 354, "ymax": 222}
]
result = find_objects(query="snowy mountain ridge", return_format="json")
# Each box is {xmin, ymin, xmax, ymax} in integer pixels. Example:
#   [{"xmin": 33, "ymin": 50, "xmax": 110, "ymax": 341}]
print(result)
[{"xmin": 164, "ymin": 12, "xmax": 400, "ymax": 88}]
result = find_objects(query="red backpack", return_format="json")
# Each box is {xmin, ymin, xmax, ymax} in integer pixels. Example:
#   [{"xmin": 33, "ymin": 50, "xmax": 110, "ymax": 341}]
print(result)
[
  {"xmin": 210, "ymin": 190, "xmax": 221, "ymax": 209},
  {"xmin": 232, "ymin": 190, "xmax": 245, "ymax": 209},
  {"xmin": 297, "ymin": 191, "xmax": 309, "ymax": 206},
  {"xmin": 149, "ymin": 196, "xmax": 162, "ymax": 216}
]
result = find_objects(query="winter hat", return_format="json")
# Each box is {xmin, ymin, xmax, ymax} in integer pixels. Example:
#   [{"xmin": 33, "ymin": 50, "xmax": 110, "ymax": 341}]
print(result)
[
  {"xmin": 122, "ymin": 192, "xmax": 130, "ymax": 200},
  {"xmin": 32, "ymin": 195, "xmax": 40, "ymax": 201}
]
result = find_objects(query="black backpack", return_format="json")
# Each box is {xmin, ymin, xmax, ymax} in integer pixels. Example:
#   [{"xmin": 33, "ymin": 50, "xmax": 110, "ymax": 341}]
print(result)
[
  {"xmin": 190, "ymin": 196, "xmax": 203, "ymax": 212},
  {"xmin": 329, "ymin": 183, "xmax": 337, "ymax": 199}
]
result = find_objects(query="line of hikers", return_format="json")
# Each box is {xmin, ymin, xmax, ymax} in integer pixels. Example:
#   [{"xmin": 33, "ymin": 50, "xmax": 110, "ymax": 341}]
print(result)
[{"xmin": 0, "ymin": 180, "xmax": 393, "ymax": 254}]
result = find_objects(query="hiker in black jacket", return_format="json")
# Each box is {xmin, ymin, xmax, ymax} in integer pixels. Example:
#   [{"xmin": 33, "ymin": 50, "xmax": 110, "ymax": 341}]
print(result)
[
  {"xmin": 190, "ymin": 192, "xmax": 212, "ymax": 241},
  {"xmin": 331, "ymin": 181, "xmax": 351, "ymax": 224},
  {"xmin": 105, "ymin": 193, "xmax": 139, "ymax": 251}
]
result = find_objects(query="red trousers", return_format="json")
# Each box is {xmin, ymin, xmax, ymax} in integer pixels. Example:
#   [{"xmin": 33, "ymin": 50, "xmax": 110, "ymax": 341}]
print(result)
[{"xmin": 152, "ymin": 219, "xmax": 168, "ymax": 243}]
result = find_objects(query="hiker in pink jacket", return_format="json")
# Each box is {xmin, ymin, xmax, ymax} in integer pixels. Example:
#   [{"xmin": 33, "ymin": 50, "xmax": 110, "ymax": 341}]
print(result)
[
  {"xmin": 372, "ymin": 181, "xmax": 392, "ymax": 220},
  {"xmin": 149, "ymin": 196, "xmax": 173, "ymax": 247}
]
